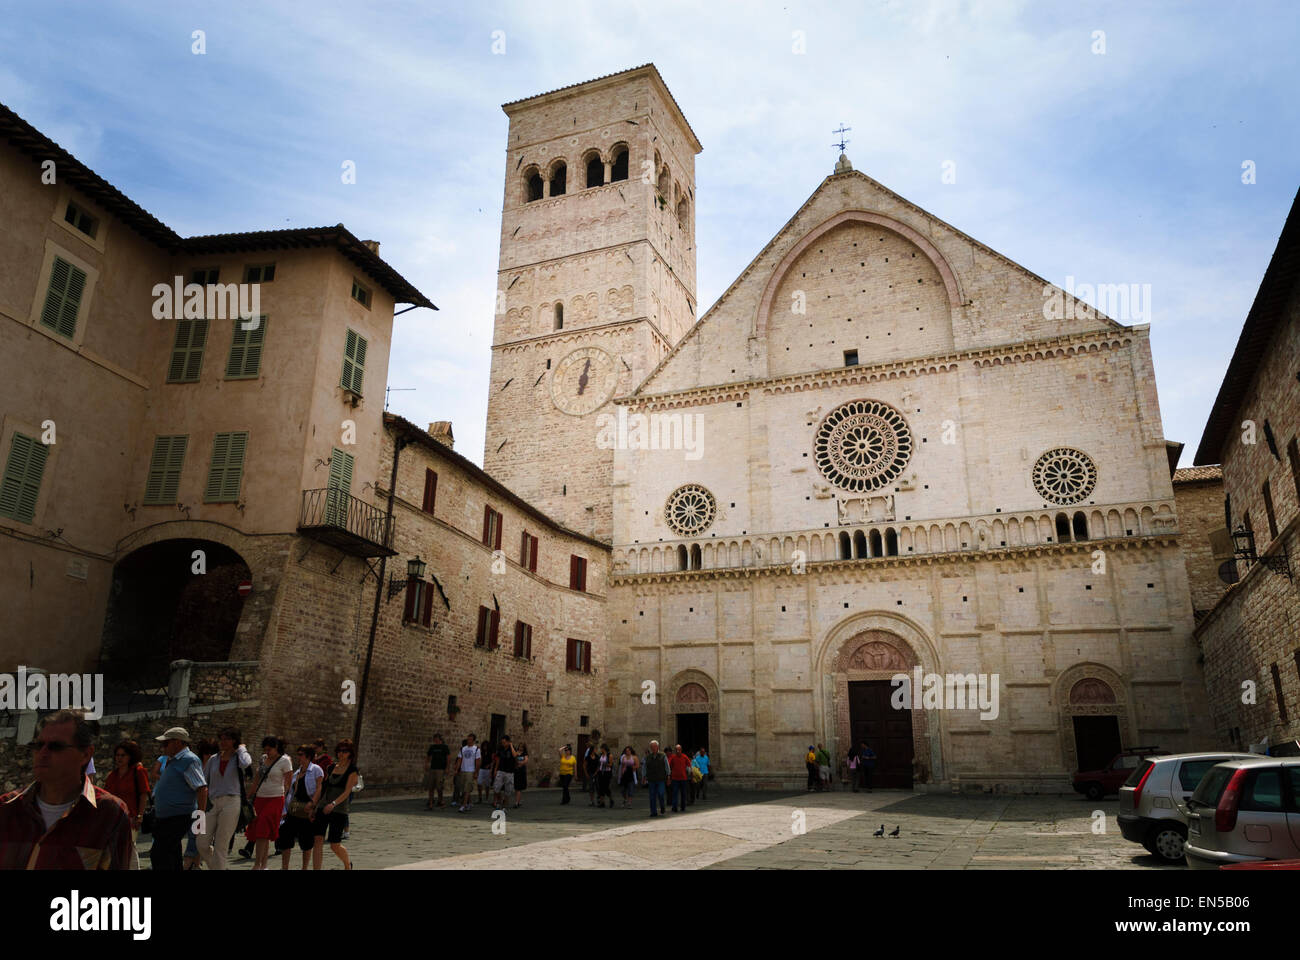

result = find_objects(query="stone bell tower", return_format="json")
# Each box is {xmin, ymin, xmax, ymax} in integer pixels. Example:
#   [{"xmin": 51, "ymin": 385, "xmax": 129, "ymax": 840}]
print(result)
[{"xmin": 482, "ymin": 64, "xmax": 701, "ymax": 542}]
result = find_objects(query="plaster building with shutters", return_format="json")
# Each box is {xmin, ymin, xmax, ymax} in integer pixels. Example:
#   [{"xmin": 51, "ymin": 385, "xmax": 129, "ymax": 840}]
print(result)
[
  {"xmin": 0, "ymin": 101, "xmax": 443, "ymax": 785},
  {"xmin": 482, "ymin": 64, "xmax": 1220, "ymax": 791}
]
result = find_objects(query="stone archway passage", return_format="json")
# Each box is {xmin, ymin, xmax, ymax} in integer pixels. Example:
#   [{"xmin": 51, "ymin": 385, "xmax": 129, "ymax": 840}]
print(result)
[{"xmin": 99, "ymin": 538, "xmax": 250, "ymax": 707}]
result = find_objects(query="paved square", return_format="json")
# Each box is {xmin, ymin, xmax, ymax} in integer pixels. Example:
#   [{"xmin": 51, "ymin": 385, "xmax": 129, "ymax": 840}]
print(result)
[{"xmin": 137, "ymin": 786, "xmax": 1184, "ymax": 870}]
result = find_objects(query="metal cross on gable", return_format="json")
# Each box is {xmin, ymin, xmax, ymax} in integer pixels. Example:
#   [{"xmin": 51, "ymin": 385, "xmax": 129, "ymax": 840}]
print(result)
[{"xmin": 832, "ymin": 124, "xmax": 852, "ymax": 153}]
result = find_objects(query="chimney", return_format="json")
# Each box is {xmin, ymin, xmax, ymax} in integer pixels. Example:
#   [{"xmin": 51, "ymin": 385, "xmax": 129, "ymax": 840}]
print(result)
[
  {"xmin": 362, "ymin": 239, "xmax": 380, "ymax": 255},
  {"xmin": 428, "ymin": 421, "xmax": 454, "ymax": 450}
]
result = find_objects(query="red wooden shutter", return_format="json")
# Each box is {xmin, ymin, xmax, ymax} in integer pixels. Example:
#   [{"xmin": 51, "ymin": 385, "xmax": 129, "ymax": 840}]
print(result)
[
  {"xmin": 520, "ymin": 531, "xmax": 529, "ymax": 566},
  {"xmin": 565, "ymin": 639, "xmax": 575, "ymax": 671},
  {"xmin": 529, "ymin": 535, "xmax": 538, "ymax": 572},
  {"xmin": 582, "ymin": 641, "xmax": 591, "ymax": 674},
  {"xmin": 524, "ymin": 624, "xmax": 532, "ymax": 659},
  {"xmin": 423, "ymin": 469, "xmax": 437, "ymax": 513},
  {"xmin": 493, "ymin": 512, "xmax": 502, "ymax": 550},
  {"xmin": 569, "ymin": 555, "xmax": 577, "ymax": 589},
  {"xmin": 489, "ymin": 609, "xmax": 500, "ymax": 649},
  {"xmin": 476, "ymin": 606, "xmax": 488, "ymax": 646},
  {"xmin": 403, "ymin": 580, "xmax": 416, "ymax": 621},
  {"xmin": 422, "ymin": 582, "xmax": 434, "ymax": 626},
  {"xmin": 482, "ymin": 505, "xmax": 491, "ymax": 544}
]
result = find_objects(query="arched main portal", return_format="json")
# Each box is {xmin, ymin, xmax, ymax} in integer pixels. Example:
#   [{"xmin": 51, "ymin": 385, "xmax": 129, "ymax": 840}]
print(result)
[
  {"xmin": 99, "ymin": 538, "xmax": 251, "ymax": 710},
  {"xmin": 817, "ymin": 613, "xmax": 942, "ymax": 787}
]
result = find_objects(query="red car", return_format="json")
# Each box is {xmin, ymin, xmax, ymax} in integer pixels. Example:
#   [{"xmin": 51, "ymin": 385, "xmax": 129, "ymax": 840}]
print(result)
[{"xmin": 1072, "ymin": 746, "xmax": 1166, "ymax": 800}]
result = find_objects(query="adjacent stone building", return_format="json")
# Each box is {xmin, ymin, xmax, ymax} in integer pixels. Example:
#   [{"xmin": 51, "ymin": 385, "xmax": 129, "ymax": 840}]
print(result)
[
  {"xmin": 361, "ymin": 414, "xmax": 609, "ymax": 784},
  {"xmin": 1192, "ymin": 187, "xmax": 1300, "ymax": 753}
]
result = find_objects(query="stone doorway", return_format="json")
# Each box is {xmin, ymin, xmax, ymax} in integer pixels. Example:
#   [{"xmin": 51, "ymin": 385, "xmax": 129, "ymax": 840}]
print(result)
[
  {"xmin": 676, "ymin": 712, "xmax": 709, "ymax": 756},
  {"xmin": 848, "ymin": 680, "xmax": 913, "ymax": 788},
  {"xmin": 1072, "ymin": 716, "xmax": 1122, "ymax": 772}
]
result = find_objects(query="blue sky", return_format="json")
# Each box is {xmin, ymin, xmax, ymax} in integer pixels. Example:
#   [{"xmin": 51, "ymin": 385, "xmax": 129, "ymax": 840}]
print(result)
[{"xmin": 5, "ymin": 0, "xmax": 1298, "ymax": 467}]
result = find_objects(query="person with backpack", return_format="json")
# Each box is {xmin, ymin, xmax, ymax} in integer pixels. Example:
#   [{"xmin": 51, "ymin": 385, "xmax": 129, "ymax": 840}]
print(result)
[
  {"xmin": 198, "ymin": 727, "xmax": 252, "ymax": 869},
  {"xmin": 584, "ymin": 742, "xmax": 601, "ymax": 806},
  {"xmin": 103, "ymin": 739, "xmax": 150, "ymax": 839},
  {"xmin": 643, "ymin": 741, "xmax": 668, "ymax": 817}
]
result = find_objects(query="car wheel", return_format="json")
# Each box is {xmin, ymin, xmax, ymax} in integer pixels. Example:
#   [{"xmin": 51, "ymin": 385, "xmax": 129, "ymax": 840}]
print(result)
[
  {"xmin": 1150, "ymin": 825, "xmax": 1187, "ymax": 863},
  {"xmin": 1084, "ymin": 783, "xmax": 1103, "ymax": 801}
]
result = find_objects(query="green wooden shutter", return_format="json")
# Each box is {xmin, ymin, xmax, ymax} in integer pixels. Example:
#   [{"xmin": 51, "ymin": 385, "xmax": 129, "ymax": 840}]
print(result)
[
  {"xmin": 342, "ymin": 330, "xmax": 367, "ymax": 395},
  {"xmin": 226, "ymin": 316, "xmax": 266, "ymax": 378},
  {"xmin": 0, "ymin": 433, "xmax": 49, "ymax": 524},
  {"xmin": 324, "ymin": 448, "xmax": 354, "ymax": 524},
  {"xmin": 167, "ymin": 319, "xmax": 208, "ymax": 383},
  {"xmin": 40, "ymin": 257, "xmax": 87, "ymax": 339},
  {"xmin": 204, "ymin": 432, "xmax": 248, "ymax": 503},
  {"xmin": 144, "ymin": 435, "xmax": 188, "ymax": 504},
  {"xmin": 341, "ymin": 329, "xmax": 357, "ymax": 391}
]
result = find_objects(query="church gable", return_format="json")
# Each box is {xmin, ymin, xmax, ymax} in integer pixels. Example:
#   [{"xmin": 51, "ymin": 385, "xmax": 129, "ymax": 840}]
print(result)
[{"xmin": 637, "ymin": 167, "xmax": 1118, "ymax": 395}]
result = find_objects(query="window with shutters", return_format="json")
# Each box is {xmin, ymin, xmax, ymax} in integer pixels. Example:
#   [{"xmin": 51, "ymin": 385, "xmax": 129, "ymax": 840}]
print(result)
[
  {"xmin": 514, "ymin": 621, "xmax": 532, "ymax": 659},
  {"xmin": 482, "ymin": 506, "xmax": 503, "ymax": 549},
  {"xmin": 341, "ymin": 328, "xmax": 367, "ymax": 396},
  {"xmin": 64, "ymin": 202, "xmax": 98, "ymax": 239},
  {"xmin": 475, "ymin": 605, "xmax": 500, "ymax": 648},
  {"xmin": 324, "ymin": 448, "xmax": 355, "ymax": 525},
  {"xmin": 520, "ymin": 531, "xmax": 538, "ymax": 572},
  {"xmin": 203, "ymin": 431, "xmax": 248, "ymax": 503},
  {"xmin": 191, "ymin": 267, "xmax": 219, "ymax": 285},
  {"xmin": 39, "ymin": 256, "xmax": 87, "ymax": 340},
  {"xmin": 1263, "ymin": 481, "xmax": 1278, "ymax": 540},
  {"xmin": 351, "ymin": 280, "xmax": 371, "ymax": 308},
  {"xmin": 403, "ymin": 579, "xmax": 433, "ymax": 627},
  {"xmin": 565, "ymin": 638, "xmax": 591, "ymax": 674},
  {"xmin": 166, "ymin": 318, "xmax": 209, "ymax": 383},
  {"xmin": 422, "ymin": 469, "xmax": 438, "ymax": 514},
  {"xmin": 225, "ymin": 316, "xmax": 266, "ymax": 379},
  {"xmin": 569, "ymin": 555, "xmax": 587, "ymax": 591},
  {"xmin": 143, "ymin": 435, "xmax": 188, "ymax": 505},
  {"xmin": 244, "ymin": 264, "xmax": 276, "ymax": 283},
  {"xmin": 0, "ymin": 432, "xmax": 49, "ymax": 525}
]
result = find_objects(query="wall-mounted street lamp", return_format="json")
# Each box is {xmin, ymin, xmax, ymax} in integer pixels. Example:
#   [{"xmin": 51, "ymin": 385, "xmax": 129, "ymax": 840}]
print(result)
[
  {"xmin": 387, "ymin": 555, "xmax": 427, "ymax": 600},
  {"xmin": 1231, "ymin": 524, "xmax": 1292, "ymax": 580}
]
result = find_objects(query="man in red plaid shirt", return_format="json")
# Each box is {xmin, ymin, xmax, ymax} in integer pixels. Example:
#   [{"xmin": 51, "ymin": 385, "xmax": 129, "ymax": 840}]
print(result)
[{"xmin": 0, "ymin": 709, "xmax": 136, "ymax": 870}]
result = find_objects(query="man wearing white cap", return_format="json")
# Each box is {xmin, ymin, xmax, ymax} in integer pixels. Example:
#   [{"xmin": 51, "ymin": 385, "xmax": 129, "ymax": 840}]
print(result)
[{"xmin": 149, "ymin": 726, "xmax": 207, "ymax": 871}]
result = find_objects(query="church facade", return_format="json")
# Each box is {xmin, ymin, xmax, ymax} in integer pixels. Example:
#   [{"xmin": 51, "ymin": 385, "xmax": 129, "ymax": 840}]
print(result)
[{"xmin": 484, "ymin": 64, "xmax": 1215, "ymax": 791}]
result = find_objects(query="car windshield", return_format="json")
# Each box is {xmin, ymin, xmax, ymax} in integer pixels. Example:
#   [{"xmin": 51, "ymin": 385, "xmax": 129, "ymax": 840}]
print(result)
[
  {"xmin": 1189, "ymin": 765, "xmax": 1236, "ymax": 807},
  {"xmin": 1123, "ymin": 760, "xmax": 1155, "ymax": 787}
]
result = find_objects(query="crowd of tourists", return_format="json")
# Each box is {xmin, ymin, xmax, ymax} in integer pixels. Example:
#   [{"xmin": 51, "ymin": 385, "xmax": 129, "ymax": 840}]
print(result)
[
  {"xmin": 425, "ymin": 733, "xmax": 711, "ymax": 816},
  {"xmin": 0, "ymin": 709, "xmax": 361, "ymax": 870},
  {"xmin": 2, "ymin": 709, "xmax": 883, "ymax": 870}
]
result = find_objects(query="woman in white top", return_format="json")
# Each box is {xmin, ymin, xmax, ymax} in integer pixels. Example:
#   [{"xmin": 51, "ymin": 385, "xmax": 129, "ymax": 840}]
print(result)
[{"xmin": 243, "ymin": 736, "xmax": 292, "ymax": 870}]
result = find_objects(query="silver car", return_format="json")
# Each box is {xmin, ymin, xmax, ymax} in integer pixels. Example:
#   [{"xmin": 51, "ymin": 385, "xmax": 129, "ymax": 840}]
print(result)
[
  {"xmin": 1184, "ymin": 756, "xmax": 1300, "ymax": 870},
  {"xmin": 1117, "ymin": 751, "xmax": 1258, "ymax": 862}
]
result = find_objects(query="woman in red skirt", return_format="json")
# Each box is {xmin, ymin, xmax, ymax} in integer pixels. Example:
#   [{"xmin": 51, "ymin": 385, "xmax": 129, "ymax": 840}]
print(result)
[{"xmin": 243, "ymin": 736, "xmax": 291, "ymax": 870}]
